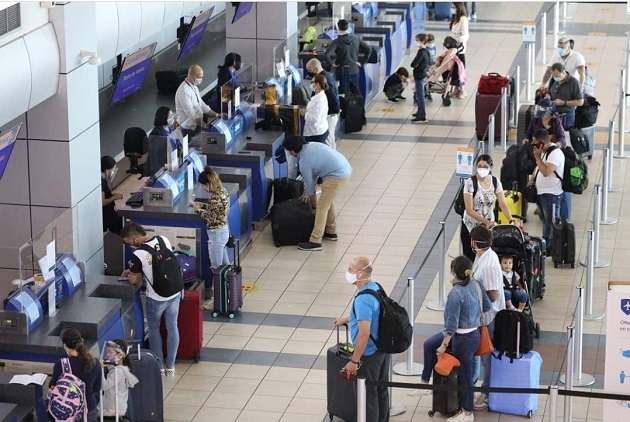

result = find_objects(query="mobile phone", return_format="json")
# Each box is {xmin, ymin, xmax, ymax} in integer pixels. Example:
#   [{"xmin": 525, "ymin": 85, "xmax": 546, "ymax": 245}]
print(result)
[
  {"xmin": 117, "ymin": 277, "xmax": 129, "ymax": 282},
  {"xmin": 340, "ymin": 369, "xmax": 356, "ymax": 381}
]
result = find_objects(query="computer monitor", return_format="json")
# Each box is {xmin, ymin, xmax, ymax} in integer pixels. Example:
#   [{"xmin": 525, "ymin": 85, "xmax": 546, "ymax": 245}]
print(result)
[
  {"xmin": 187, "ymin": 149, "xmax": 206, "ymax": 179},
  {"xmin": 0, "ymin": 123, "xmax": 22, "ymax": 181},
  {"xmin": 231, "ymin": 2, "xmax": 254, "ymax": 24},
  {"xmin": 56, "ymin": 254, "xmax": 84, "ymax": 297},
  {"xmin": 4, "ymin": 288, "xmax": 44, "ymax": 329},
  {"xmin": 109, "ymin": 42, "xmax": 157, "ymax": 107},
  {"xmin": 177, "ymin": 7, "xmax": 214, "ymax": 60}
]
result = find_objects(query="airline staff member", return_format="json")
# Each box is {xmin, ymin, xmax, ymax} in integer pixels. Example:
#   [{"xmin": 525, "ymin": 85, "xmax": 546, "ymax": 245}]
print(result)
[{"xmin": 175, "ymin": 64, "xmax": 221, "ymax": 140}]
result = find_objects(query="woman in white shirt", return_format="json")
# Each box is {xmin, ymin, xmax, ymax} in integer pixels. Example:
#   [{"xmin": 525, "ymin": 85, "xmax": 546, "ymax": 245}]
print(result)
[
  {"xmin": 449, "ymin": 2, "xmax": 470, "ymax": 99},
  {"xmin": 301, "ymin": 73, "xmax": 329, "ymax": 144}
]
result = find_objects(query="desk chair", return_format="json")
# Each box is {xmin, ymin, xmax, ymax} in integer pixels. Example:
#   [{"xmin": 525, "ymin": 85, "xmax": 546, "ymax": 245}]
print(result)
[{"xmin": 123, "ymin": 127, "xmax": 148, "ymax": 179}]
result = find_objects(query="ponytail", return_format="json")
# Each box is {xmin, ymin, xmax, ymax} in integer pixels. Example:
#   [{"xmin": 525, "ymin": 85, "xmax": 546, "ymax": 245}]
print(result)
[
  {"xmin": 62, "ymin": 327, "xmax": 95, "ymax": 372},
  {"xmin": 76, "ymin": 343, "xmax": 96, "ymax": 372}
]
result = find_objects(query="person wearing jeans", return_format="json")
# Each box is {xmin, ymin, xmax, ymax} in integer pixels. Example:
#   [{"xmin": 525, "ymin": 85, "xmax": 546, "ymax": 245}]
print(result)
[
  {"xmin": 121, "ymin": 223, "xmax": 183, "ymax": 377},
  {"xmin": 410, "ymin": 33, "xmax": 430, "ymax": 124}
]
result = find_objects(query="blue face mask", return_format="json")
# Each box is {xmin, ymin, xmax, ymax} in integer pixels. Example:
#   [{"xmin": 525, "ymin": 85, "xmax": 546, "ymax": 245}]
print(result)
[{"xmin": 557, "ymin": 48, "xmax": 567, "ymax": 56}]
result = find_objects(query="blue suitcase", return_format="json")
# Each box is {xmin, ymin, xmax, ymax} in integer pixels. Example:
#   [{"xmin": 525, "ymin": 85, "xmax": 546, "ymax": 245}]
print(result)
[{"xmin": 488, "ymin": 351, "xmax": 542, "ymax": 417}]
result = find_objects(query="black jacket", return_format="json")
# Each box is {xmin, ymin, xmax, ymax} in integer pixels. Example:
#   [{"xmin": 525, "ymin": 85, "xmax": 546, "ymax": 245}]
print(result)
[
  {"xmin": 410, "ymin": 48, "xmax": 431, "ymax": 80},
  {"xmin": 324, "ymin": 33, "xmax": 372, "ymax": 75}
]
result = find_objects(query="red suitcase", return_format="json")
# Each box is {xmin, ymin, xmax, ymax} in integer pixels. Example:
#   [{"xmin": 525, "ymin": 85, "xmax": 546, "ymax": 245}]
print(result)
[
  {"xmin": 475, "ymin": 92, "xmax": 509, "ymax": 141},
  {"xmin": 211, "ymin": 241, "xmax": 243, "ymax": 319},
  {"xmin": 160, "ymin": 287, "xmax": 203, "ymax": 362}
]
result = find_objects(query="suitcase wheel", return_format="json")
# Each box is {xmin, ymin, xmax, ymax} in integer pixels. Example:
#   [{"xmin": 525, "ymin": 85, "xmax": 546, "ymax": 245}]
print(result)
[
  {"xmin": 535, "ymin": 322, "xmax": 541, "ymax": 339},
  {"xmin": 442, "ymin": 96, "xmax": 451, "ymax": 107},
  {"xmin": 588, "ymin": 155, "xmax": 592, "ymax": 160},
  {"xmin": 527, "ymin": 410, "xmax": 533, "ymax": 418},
  {"xmin": 228, "ymin": 313, "xmax": 235, "ymax": 319},
  {"xmin": 428, "ymin": 410, "xmax": 435, "ymax": 417},
  {"xmin": 571, "ymin": 264, "xmax": 575, "ymax": 268},
  {"xmin": 193, "ymin": 350, "xmax": 200, "ymax": 363},
  {"xmin": 211, "ymin": 311, "xmax": 219, "ymax": 318}
]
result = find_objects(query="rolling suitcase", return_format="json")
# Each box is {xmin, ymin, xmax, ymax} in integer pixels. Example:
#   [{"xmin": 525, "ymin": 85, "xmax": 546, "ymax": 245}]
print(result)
[
  {"xmin": 155, "ymin": 68, "xmax": 188, "ymax": 95},
  {"xmin": 429, "ymin": 371, "xmax": 459, "ymax": 417},
  {"xmin": 524, "ymin": 236, "xmax": 546, "ymax": 300},
  {"xmin": 327, "ymin": 325, "xmax": 356, "ymax": 422},
  {"xmin": 340, "ymin": 94, "xmax": 365, "ymax": 133},
  {"xmin": 475, "ymin": 92, "xmax": 509, "ymax": 141},
  {"xmin": 488, "ymin": 351, "xmax": 542, "ymax": 417},
  {"xmin": 211, "ymin": 241, "xmax": 243, "ymax": 319},
  {"xmin": 496, "ymin": 190, "xmax": 524, "ymax": 224},
  {"xmin": 516, "ymin": 104, "xmax": 534, "ymax": 142},
  {"xmin": 273, "ymin": 177, "xmax": 304, "ymax": 204},
  {"xmin": 128, "ymin": 349, "xmax": 163, "ymax": 422},
  {"xmin": 552, "ymin": 218, "xmax": 576, "ymax": 268},
  {"xmin": 270, "ymin": 198, "xmax": 315, "ymax": 246},
  {"xmin": 160, "ymin": 286, "xmax": 202, "ymax": 362},
  {"xmin": 578, "ymin": 125, "xmax": 595, "ymax": 160}
]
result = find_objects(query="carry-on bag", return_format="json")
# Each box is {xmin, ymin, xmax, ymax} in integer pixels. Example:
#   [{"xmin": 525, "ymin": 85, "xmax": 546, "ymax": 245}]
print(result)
[
  {"xmin": 495, "ymin": 190, "xmax": 524, "ymax": 224},
  {"xmin": 128, "ymin": 348, "xmax": 164, "ymax": 422},
  {"xmin": 516, "ymin": 104, "xmax": 535, "ymax": 142},
  {"xmin": 429, "ymin": 371, "xmax": 459, "ymax": 417},
  {"xmin": 211, "ymin": 240, "xmax": 243, "ymax": 318},
  {"xmin": 578, "ymin": 125, "xmax": 595, "ymax": 159},
  {"xmin": 173, "ymin": 251, "xmax": 198, "ymax": 288},
  {"xmin": 478, "ymin": 73, "xmax": 510, "ymax": 96},
  {"xmin": 524, "ymin": 236, "xmax": 546, "ymax": 300},
  {"xmin": 569, "ymin": 128, "xmax": 590, "ymax": 156},
  {"xmin": 493, "ymin": 309, "xmax": 533, "ymax": 361},
  {"xmin": 475, "ymin": 92, "xmax": 509, "ymax": 141},
  {"xmin": 155, "ymin": 68, "xmax": 188, "ymax": 95},
  {"xmin": 270, "ymin": 198, "xmax": 315, "ymax": 246},
  {"xmin": 552, "ymin": 217, "xmax": 576, "ymax": 268},
  {"xmin": 488, "ymin": 351, "xmax": 542, "ymax": 417},
  {"xmin": 160, "ymin": 287, "xmax": 202, "ymax": 362},
  {"xmin": 340, "ymin": 93, "xmax": 365, "ymax": 133},
  {"xmin": 327, "ymin": 325, "xmax": 356, "ymax": 422},
  {"xmin": 273, "ymin": 177, "xmax": 304, "ymax": 204}
]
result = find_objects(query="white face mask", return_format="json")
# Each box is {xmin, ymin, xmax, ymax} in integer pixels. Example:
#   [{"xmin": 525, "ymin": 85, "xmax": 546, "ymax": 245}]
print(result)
[
  {"xmin": 109, "ymin": 166, "xmax": 118, "ymax": 181},
  {"xmin": 167, "ymin": 117, "xmax": 175, "ymax": 126},
  {"xmin": 345, "ymin": 271, "xmax": 357, "ymax": 285},
  {"xmin": 477, "ymin": 168, "xmax": 490, "ymax": 178},
  {"xmin": 194, "ymin": 78, "xmax": 203, "ymax": 86}
]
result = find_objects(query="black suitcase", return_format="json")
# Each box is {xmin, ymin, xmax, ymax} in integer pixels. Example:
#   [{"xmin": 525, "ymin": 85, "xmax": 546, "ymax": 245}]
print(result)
[
  {"xmin": 128, "ymin": 349, "xmax": 164, "ymax": 422},
  {"xmin": 517, "ymin": 104, "xmax": 535, "ymax": 142},
  {"xmin": 524, "ymin": 236, "xmax": 546, "ymax": 300},
  {"xmin": 579, "ymin": 125, "xmax": 595, "ymax": 160},
  {"xmin": 340, "ymin": 94, "xmax": 365, "ymax": 133},
  {"xmin": 552, "ymin": 219, "xmax": 576, "ymax": 268},
  {"xmin": 327, "ymin": 326, "xmax": 356, "ymax": 422},
  {"xmin": 270, "ymin": 198, "xmax": 314, "ymax": 246},
  {"xmin": 273, "ymin": 177, "xmax": 304, "ymax": 204},
  {"xmin": 155, "ymin": 68, "xmax": 188, "ymax": 95},
  {"xmin": 429, "ymin": 371, "xmax": 459, "ymax": 417}
]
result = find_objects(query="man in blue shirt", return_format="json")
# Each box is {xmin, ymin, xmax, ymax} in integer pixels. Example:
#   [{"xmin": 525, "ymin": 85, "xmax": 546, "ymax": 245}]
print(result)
[
  {"xmin": 334, "ymin": 256, "xmax": 389, "ymax": 422},
  {"xmin": 283, "ymin": 135, "xmax": 352, "ymax": 251}
]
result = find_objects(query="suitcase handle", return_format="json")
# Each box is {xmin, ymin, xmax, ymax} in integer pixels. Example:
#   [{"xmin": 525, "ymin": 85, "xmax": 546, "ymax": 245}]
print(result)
[{"xmin": 336, "ymin": 324, "xmax": 350, "ymax": 356}]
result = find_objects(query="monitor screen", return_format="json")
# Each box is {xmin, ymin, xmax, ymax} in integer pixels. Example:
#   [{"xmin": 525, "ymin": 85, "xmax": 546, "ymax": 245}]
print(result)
[
  {"xmin": 231, "ymin": 2, "xmax": 253, "ymax": 24},
  {"xmin": 177, "ymin": 7, "xmax": 214, "ymax": 60},
  {"xmin": 6, "ymin": 289, "xmax": 43, "ymax": 326},
  {"xmin": 109, "ymin": 42, "xmax": 157, "ymax": 107},
  {"xmin": 155, "ymin": 173, "xmax": 179, "ymax": 197},
  {"xmin": 59, "ymin": 255, "xmax": 84, "ymax": 290},
  {"xmin": 0, "ymin": 123, "xmax": 22, "ymax": 181},
  {"xmin": 188, "ymin": 149, "xmax": 206, "ymax": 175}
]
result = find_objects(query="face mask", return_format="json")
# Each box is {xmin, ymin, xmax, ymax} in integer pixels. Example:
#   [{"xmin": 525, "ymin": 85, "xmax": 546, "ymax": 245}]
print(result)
[
  {"xmin": 450, "ymin": 7, "xmax": 456, "ymax": 16},
  {"xmin": 345, "ymin": 271, "xmax": 357, "ymax": 285},
  {"xmin": 108, "ymin": 166, "xmax": 118, "ymax": 181},
  {"xmin": 477, "ymin": 168, "xmax": 490, "ymax": 178},
  {"xmin": 427, "ymin": 43, "xmax": 435, "ymax": 48},
  {"xmin": 194, "ymin": 78, "xmax": 203, "ymax": 86},
  {"xmin": 553, "ymin": 75, "xmax": 562, "ymax": 82},
  {"xmin": 167, "ymin": 117, "xmax": 175, "ymax": 126},
  {"xmin": 306, "ymin": 71, "xmax": 316, "ymax": 78},
  {"xmin": 414, "ymin": 41, "xmax": 421, "ymax": 47},
  {"xmin": 557, "ymin": 48, "xmax": 567, "ymax": 56}
]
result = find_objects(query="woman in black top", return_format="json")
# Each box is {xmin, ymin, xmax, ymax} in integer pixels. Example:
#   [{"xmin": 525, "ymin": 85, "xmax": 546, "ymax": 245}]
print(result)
[
  {"xmin": 49, "ymin": 327, "xmax": 102, "ymax": 422},
  {"xmin": 216, "ymin": 52, "xmax": 242, "ymax": 111},
  {"xmin": 145, "ymin": 106, "xmax": 177, "ymax": 176},
  {"xmin": 101, "ymin": 156, "xmax": 122, "ymax": 235}
]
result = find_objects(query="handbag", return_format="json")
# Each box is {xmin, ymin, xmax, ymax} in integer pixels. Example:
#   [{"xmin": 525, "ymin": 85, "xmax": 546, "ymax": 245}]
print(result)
[
  {"xmin": 525, "ymin": 169, "xmax": 538, "ymax": 203},
  {"xmin": 226, "ymin": 232, "xmax": 236, "ymax": 248},
  {"xmin": 473, "ymin": 280, "xmax": 494, "ymax": 356}
]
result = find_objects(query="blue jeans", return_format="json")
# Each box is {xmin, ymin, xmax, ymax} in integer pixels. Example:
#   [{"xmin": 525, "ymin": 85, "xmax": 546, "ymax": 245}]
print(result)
[
  {"xmin": 146, "ymin": 295, "xmax": 181, "ymax": 369},
  {"xmin": 414, "ymin": 78, "xmax": 427, "ymax": 119},
  {"xmin": 560, "ymin": 191, "xmax": 572, "ymax": 220},
  {"xmin": 207, "ymin": 225, "xmax": 230, "ymax": 269},
  {"xmin": 305, "ymin": 130, "xmax": 329, "ymax": 144},
  {"xmin": 562, "ymin": 110, "xmax": 576, "ymax": 129},
  {"xmin": 421, "ymin": 331, "xmax": 445, "ymax": 381},
  {"xmin": 452, "ymin": 330, "xmax": 481, "ymax": 412},
  {"xmin": 505, "ymin": 289, "xmax": 529, "ymax": 306},
  {"xmin": 537, "ymin": 193, "xmax": 562, "ymax": 247},
  {"xmin": 336, "ymin": 69, "xmax": 361, "ymax": 95}
]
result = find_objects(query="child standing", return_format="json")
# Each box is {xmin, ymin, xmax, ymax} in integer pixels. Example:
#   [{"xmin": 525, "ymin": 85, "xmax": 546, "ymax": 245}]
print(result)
[
  {"xmin": 425, "ymin": 33, "xmax": 437, "ymax": 101},
  {"xmin": 501, "ymin": 256, "xmax": 528, "ymax": 311},
  {"xmin": 101, "ymin": 339, "xmax": 139, "ymax": 418},
  {"xmin": 383, "ymin": 67, "xmax": 409, "ymax": 103},
  {"xmin": 410, "ymin": 33, "xmax": 431, "ymax": 124}
]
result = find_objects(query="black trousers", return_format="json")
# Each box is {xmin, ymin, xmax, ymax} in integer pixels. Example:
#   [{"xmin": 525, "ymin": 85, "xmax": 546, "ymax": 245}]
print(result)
[
  {"xmin": 460, "ymin": 221, "xmax": 476, "ymax": 262},
  {"xmin": 357, "ymin": 351, "xmax": 390, "ymax": 422}
]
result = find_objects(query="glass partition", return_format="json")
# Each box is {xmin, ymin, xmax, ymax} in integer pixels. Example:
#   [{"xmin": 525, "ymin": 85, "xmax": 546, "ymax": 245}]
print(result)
[{"xmin": 272, "ymin": 34, "xmax": 300, "ymax": 80}]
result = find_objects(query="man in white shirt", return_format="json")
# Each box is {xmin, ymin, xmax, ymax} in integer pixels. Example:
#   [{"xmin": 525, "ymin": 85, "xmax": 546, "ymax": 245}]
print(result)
[
  {"xmin": 528, "ymin": 129, "xmax": 565, "ymax": 253},
  {"xmin": 540, "ymin": 37, "xmax": 586, "ymax": 92},
  {"xmin": 174, "ymin": 64, "xmax": 221, "ymax": 140},
  {"xmin": 469, "ymin": 225, "xmax": 505, "ymax": 411}
]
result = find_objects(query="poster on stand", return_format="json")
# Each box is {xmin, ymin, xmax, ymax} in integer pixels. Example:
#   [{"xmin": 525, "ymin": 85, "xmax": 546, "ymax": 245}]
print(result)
[{"xmin": 604, "ymin": 281, "xmax": 630, "ymax": 421}]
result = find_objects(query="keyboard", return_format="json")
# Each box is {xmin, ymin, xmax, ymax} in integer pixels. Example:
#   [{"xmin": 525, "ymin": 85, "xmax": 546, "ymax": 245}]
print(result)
[{"xmin": 125, "ymin": 191, "xmax": 144, "ymax": 207}]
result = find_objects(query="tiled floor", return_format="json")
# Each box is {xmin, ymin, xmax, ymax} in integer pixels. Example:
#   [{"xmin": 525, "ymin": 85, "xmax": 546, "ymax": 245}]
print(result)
[{"xmin": 114, "ymin": 2, "xmax": 630, "ymax": 421}]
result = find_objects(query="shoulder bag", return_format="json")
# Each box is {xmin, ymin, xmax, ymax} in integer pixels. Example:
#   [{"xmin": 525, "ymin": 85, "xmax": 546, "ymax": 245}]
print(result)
[{"xmin": 473, "ymin": 280, "xmax": 494, "ymax": 356}]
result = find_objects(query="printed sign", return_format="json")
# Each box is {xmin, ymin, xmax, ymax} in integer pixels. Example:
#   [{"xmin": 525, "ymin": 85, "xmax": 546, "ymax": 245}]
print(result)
[
  {"xmin": 109, "ymin": 42, "xmax": 157, "ymax": 107},
  {"xmin": 604, "ymin": 281, "xmax": 630, "ymax": 421},
  {"xmin": 455, "ymin": 147, "xmax": 474, "ymax": 178},
  {"xmin": 178, "ymin": 8, "xmax": 213, "ymax": 60},
  {"xmin": 522, "ymin": 22, "xmax": 536, "ymax": 43},
  {"xmin": 0, "ymin": 123, "xmax": 22, "ymax": 181}
]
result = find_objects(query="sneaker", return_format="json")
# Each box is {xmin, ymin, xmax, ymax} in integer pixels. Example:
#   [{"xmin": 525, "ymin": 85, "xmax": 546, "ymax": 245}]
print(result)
[
  {"xmin": 470, "ymin": 13, "xmax": 478, "ymax": 21},
  {"xmin": 387, "ymin": 97, "xmax": 399, "ymax": 103},
  {"xmin": 411, "ymin": 117, "xmax": 428, "ymax": 124},
  {"xmin": 322, "ymin": 232, "xmax": 338, "ymax": 241},
  {"xmin": 160, "ymin": 368, "xmax": 165, "ymax": 376},
  {"xmin": 165, "ymin": 368, "xmax": 175, "ymax": 377},
  {"xmin": 396, "ymin": 95, "xmax": 407, "ymax": 100},
  {"xmin": 473, "ymin": 393, "xmax": 488, "ymax": 410},
  {"xmin": 298, "ymin": 241, "xmax": 322, "ymax": 251},
  {"xmin": 203, "ymin": 299, "xmax": 214, "ymax": 311},
  {"xmin": 408, "ymin": 379, "xmax": 431, "ymax": 396},
  {"xmin": 447, "ymin": 410, "xmax": 475, "ymax": 422},
  {"xmin": 412, "ymin": 112, "xmax": 418, "ymax": 117}
]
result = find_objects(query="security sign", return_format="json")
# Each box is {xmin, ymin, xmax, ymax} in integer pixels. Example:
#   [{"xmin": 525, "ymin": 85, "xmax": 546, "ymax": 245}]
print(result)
[
  {"xmin": 456, "ymin": 147, "xmax": 474, "ymax": 178},
  {"xmin": 522, "ymin": 22, "xmax": 536, "ymax": 44}
]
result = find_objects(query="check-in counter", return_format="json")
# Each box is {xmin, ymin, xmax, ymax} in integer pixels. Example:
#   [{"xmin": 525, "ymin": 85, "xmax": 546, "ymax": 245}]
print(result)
[
  {"xmin": 379, "ymin": 2, "xmax": 413, "ymax": 50},
  {"xmin": 0, "ymin": 373, "xmax": 42, "ymax": 421},
  {"xmin": 117, "ymin": 183, "xmax": 242, "ymax": 290}
]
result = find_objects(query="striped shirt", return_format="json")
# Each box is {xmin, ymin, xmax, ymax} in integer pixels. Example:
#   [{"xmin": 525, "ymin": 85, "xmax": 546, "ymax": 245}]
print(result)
[{"xmin": 472, "ymin": 248, "xmax": 505, "ymax": 325}]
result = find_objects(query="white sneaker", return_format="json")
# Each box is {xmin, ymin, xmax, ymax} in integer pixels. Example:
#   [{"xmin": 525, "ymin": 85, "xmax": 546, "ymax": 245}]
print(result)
[
  {"xmin": 203, "ymin": 299, "xmax": 214, "ymax": 310},
  {"xmin": 408, "ymin": 379, "xmax": 431, "ymax": 396},
  {"xmin": 473, "ymin": 393, "xmax": 488, "ymax": 410},
  {"xmin": 447, "ymin": 410, "xmax": 474, "ymax": 422}
]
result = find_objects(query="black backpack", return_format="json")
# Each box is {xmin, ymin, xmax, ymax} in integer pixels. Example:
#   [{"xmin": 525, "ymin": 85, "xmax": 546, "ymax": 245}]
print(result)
[
  {"xmin": 493, "ymin": 309, "xmax": 533, "ymax": 361},
  {"xmin": 140, "ymin": 236, "xmax": 184, "ymax": 297},
  {"xmin": 352, "ymin": 283, "xmax": 413, "ymax": 354},
  {"xmin": 453, "ymin": 176, "xmax": 497, "ymax": 216},
  {"xmin": 291, "ymin": 84, "xmax": 311, "ymax": 106},
  {"xmin": 547, "ymin": 146, "xmax": 588, "ymax": 194},
  {"xmin": 575, "ymin": 94, "xmax": 599, "ymax": 129}
]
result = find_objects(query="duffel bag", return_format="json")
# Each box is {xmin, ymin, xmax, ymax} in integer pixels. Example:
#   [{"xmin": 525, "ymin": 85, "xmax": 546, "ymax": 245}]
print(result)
[{"xmin": 478, "ymin": 72, "xmax": 510, "ymax": 95}]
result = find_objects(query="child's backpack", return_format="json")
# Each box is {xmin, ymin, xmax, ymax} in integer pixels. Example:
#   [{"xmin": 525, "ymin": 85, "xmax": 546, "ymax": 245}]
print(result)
[
  {"xmin": 548, "ymin": 146, "xmax": 588, "ymax": 194},
  {"xmin": 48, "ymin": 358, "xmax": 87, "ymax": 422},
  {"xmin": 493, "ymin": 309, "xmax": 533, "ymax": 361}
]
